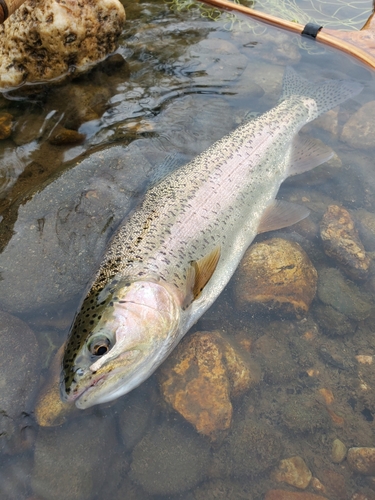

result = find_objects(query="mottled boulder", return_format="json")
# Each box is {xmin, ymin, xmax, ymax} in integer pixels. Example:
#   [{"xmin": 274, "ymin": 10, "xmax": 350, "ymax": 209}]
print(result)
[
  {"xmin": 0, "ymin": 311, "xmax": 39, "ymax": 454},
  {"xmin": 341, "ymin": 101, "xmax": 375, "ymax": 150},
  {"xmin": 320, "ymin": 205, "xmax": 370, "ymax": 280},
  {"xmin": 233, "ymin": 238, "xmax": 318, "ymax": 318},
  {"xmin": 0, "ymin": 0, "xmax": 125, "ymax": 90},
  {"xmin": 159, "ymin": 330, "xmax": 259, "ymax": 441}
]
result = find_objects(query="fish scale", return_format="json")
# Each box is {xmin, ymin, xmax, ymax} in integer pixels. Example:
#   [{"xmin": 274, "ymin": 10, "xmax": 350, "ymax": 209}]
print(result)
[{"xmin": 61, "ymin": 67, "xmax": 362, "ymax": 408}]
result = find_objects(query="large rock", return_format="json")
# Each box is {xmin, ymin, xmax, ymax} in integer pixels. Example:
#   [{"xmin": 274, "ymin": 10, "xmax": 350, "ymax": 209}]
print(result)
[
  {"xmin": 159, "ymin": 330, "xmax": 259, "ymax": 441},
  {"xmin": 233, "ymin": 238, "xmax": 318, "ymax": 318},
  {"xmin": 0, "ymin": 0, "xmax": 125, "ymax": 90},
  {"xmin": 0, "ymin": 142, "xmax": 168, "ymax": 314},
  {"xmin": 0, "ymin": 311, "xmax": 39, "ymax": 454}
]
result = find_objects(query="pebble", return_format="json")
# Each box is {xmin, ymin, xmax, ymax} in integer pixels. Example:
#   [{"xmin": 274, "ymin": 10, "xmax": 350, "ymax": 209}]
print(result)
[
  {"xmin": 320, "ymin": 205, "xmax": 370, "ymax": 280},
  {"xmin": 0, "ymin": 112, "xmax": 13, "ymax": 139},
  {"xmin": 265, "ymin": 490, "xmax": 328, "ymax": 500},
  {"xmin": 317, "ymin": 267, "xmax": 373, "ymax": 321},
  {"xmin": 158, "ymin": 330, "xmax": 259, "ymax": 441},
  {"xmin": 233, "ymin": 238, "xmax": 318, "ymax": 318},
  {"xmin": 332, "ymin": 439, "xmax": 347, "ymax": 463},
  {"xmin": 0, "ymin": 0, "xmax": 125, "ymax": 89},
  {"xmin": 273, "ymin": 456, "xmax": 312, "ymax": 489},
  {"xmin": 347, "ymin": 447, "xmax": 375, "ymax": 475},
  {"xmin": 130, "ymin": 421, "xmax": 210, "ymax": 496},
  {"xmin": 341, "ymin": 101, "xmax": 375, "ymax": 150}
]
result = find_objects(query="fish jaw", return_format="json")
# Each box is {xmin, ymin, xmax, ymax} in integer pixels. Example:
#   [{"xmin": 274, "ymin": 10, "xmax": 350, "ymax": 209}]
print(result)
[{"xmin": 61, "ymin": 281, "xmax": 181, "ymax": 409}]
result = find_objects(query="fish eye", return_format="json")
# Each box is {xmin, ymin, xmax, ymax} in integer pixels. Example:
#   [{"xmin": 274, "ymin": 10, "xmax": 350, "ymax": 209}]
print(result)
[{"xmin": 88, "ymin": 335, "xmax": 112, "ymax": 357}]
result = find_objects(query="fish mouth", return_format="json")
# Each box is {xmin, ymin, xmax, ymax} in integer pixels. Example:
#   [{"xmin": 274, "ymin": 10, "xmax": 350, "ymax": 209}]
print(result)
[{"xmin": 69, "ymin": 349, "xmax": 143, "ymax": 408}]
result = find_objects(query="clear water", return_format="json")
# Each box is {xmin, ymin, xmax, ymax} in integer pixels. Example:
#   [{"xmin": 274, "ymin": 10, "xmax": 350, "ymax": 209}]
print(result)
[{"xmin": 0, "ymin": 0, "xmax": 375, "ymax": 499}]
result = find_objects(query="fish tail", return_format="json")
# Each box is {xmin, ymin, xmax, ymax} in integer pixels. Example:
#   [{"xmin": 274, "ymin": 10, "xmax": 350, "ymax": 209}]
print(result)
[{"xmin": 281, "ymin": 66, "xmax": 363, "ymax": 121}]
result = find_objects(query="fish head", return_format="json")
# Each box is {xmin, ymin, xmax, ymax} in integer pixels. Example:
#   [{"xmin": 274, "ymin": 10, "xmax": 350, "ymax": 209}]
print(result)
[{"xmin": 61, "ymin": 280, "xmax": 181, "ymax": 409}]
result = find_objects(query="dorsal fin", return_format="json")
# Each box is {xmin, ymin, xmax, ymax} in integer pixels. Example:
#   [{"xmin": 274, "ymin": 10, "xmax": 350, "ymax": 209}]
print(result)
[
  {"xmin": 182, "ymin": 246, "xmax": 221, "ymax": 309},
  {"xmin": 257, "ymin": 200, "xmax": 310, "ymax": 234}
]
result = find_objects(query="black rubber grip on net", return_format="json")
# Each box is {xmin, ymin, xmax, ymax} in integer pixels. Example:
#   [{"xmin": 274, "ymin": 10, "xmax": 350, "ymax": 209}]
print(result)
[{"xmin": 301, "ymin": 22, "xmax": 323, "ymax": 39}]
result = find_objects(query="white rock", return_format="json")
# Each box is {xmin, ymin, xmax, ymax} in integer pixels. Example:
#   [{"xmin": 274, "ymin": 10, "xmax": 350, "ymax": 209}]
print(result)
[{"xmin": 0, "ymin": 0, "xmax": 125, "ymax": 90}]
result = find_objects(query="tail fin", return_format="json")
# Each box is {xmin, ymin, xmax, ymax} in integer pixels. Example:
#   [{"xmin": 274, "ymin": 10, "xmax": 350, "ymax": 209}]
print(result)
[{"xmin": 281, "ymin": 67, "xmax": 363, "ymax": 121}]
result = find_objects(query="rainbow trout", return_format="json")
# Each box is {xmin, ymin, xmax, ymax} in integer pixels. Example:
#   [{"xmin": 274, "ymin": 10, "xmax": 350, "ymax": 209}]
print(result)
[{"xmin": 61, "ymin": 67, "xmax": 362, "ymax": 408}]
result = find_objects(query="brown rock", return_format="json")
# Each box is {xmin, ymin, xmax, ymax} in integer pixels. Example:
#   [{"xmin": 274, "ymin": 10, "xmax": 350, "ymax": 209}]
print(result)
[
  {"xmin": 158, "ymin": 331, "xmax": 259, "ymax": 441},
  {"xmin": 341, "ymin": 101, "xmax": 375, "ymax": 150},
  {"xmin": 0, "ymin": 112, "xmax": 13, "ymax": 139},
  {"xmin": 317, "ymin": 468, "xmax": 348, "ymax": 500},
  {"xmin": 273, "ymin": 456, "xmax": 312, "ymax": 489},
  {"xmin": 233, "ymin": 238, "xmax": 318, "ymax": 318},
  {"xmin": 320, "ymin": 205, "xmax": 370, "ymax": 280},
  {"xmin": 48, "ymin": 127, "xmax": 86, "ymax": 145},
  {"xmin": 265, "ymin": 490, "xmax": 328, "ymax": 500},
  {"xmin": 348, "ymin": 448, "xmax": 375, "ymax": 476},
  {"xmin": 0, "ymin": 0, "xmax": 125, "ymax": 90}
]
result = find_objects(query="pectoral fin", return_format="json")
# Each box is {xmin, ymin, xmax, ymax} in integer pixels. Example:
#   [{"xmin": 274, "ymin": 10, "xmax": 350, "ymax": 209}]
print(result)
[
  {"xmin": 183, "ymin": 246, "xmax": 221, "ymax": 309},
  {"xmin": 257, "ymin": 200, "xmax": 310, "ymax": 234}
]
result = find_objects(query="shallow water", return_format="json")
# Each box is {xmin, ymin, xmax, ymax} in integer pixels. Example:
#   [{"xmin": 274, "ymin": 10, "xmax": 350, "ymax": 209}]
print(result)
[{"xmin": 0, "ymin": 0, "xmax": 375, "ymax": 498}]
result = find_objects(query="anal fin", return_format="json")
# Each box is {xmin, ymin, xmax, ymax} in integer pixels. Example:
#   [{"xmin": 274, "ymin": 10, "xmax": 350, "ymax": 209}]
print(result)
[
  {"xmin": 257, "ymin": 200, "xmax": 310, "ymax": 234},
  {"xmin": 288, "ymin": 135, "xmax": 334, "ymax": 176}
]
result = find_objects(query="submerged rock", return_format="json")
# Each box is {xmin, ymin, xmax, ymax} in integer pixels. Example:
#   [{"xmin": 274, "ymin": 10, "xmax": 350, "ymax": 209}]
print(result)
[
  {"xmin": 32, "ymin": 411, "xmax": 117, "ymax": 500},
  {"xmin": 273, "ymin": 456, "xmax": 312, "ymax": 490},
  {"xmin": 313, "ymin": 303, "xmax": 356, "ymax": 337},
  {"xmin": 0, "ymin": 311, "xmax": 39, "ymax": 454},
  {"xmin": 351, "ymin": 208, "xmax": 375, "ymax": 252},
  {"xmin": 0, "ymin": 142, "xmax": 169, "ymax": 314},
  {"xmin": 0, "ymin": 0, "xmax": 125, "ymax": 90},
  {"xmin": 130, "ymin": 421, "xmax": 210, "ymax": 496},
  {"xmin": 0, "ymin": 113, "xmax": 13, "ymax": 140},
  {"xmin": 233, "ymin": 238, "xmax": 318, "ymax": 318},
  {"xmin": 347, "ymin": 447, "xmax": 375, "ymax": 475},
  {"xmin": 317, "ymin": 267, "xmax": 373, "ymax": 321},
  {"xmin": 341, "ymin": 100, "xmax": 375, "ymax": 150},
  {"xmin": 221, "ymin": 416, "xmax": 284, "ymax": 478},
  {"xmin": 331, "ymin": 439, "xmax": 347, "ymax": 464},
  {"xmin": 159, "ymin": 330, "xmax": 259, "ymax": 441},
  {"xmin": 320, "ymin": 205, "xmax": 370, "ymax": 280},
  {"xmin": 265, "ymin": 491, "xmax": 328, "ymax": 500}
]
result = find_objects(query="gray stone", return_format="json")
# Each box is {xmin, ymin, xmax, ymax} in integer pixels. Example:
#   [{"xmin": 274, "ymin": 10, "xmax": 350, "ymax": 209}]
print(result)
[
  {"xmin": 32, "ymin": 411, "xmax": 117, "ymax": 500},
  {"xmin": 317, "ymin": 267, "xmax": 373, "ymax": 321},
  {"xmin": 0, "ymin": 311, "xmax": 39, "ymax": 454},
  {"xmin": 130, "ymin": 421, "xmax": 210, "ymax": 495}
]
